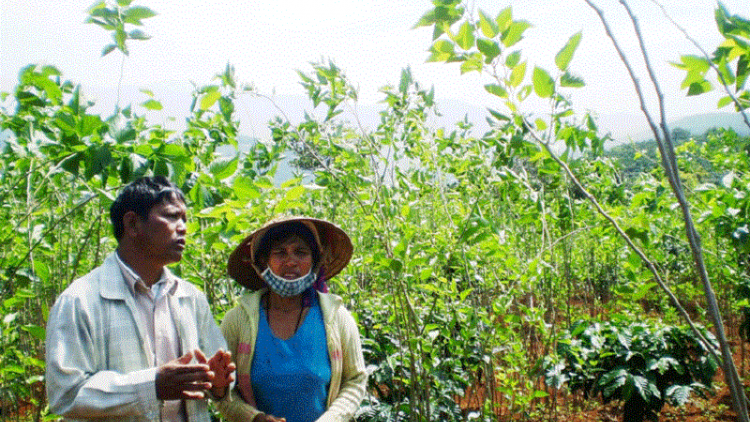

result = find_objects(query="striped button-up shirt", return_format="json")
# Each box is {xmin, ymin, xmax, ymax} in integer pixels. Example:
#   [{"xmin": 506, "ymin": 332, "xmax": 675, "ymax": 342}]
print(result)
[{"xmin": 46, "ymin": 252, "xmax": 227, "ymax": 422}]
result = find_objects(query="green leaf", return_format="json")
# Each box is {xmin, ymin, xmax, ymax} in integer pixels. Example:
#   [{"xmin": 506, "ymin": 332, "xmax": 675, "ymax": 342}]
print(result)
[
  {"xmin": 560, "ymin": 72, "xmax": 584, "ymax": 88},
  {"xmin": 505, "ymin": 51, "xmax": 521, "ymax": 67},
  {"xmin": 428, "ymin": 39, "xmax": 455, "ymax": 62},
  {"xmin": 478, "ymin": 9, "xmax": 499, "ymax": 38},
  {"xmin": 284, "ymin": 185, "xmax": 306, "ymax": 202},
  {"xmin": 199, "ymin": 90, "xmax": 222, "ymax": 110},
  {"xmin": 687, "ymin": 81, "xmax": 713, "ymax": 96},
  {"xmin": 128, "ymin": 29, "xmax": 150, "ymax": 40},
  {"xmin": 501, "ymin": 20, "xmax": 531, "ymax": 47},
  {"xmin": 209, "ymin": 155, "xmax": 238, "ymax": 180},
  {"xmin": 484, "ymin": 83, "xmax": 508, "ymax": 98},
  {"xmin": 509, "ymin": 61, "xmax": 527, "ymax": 87},
  {"xmin": 123, "ymin": 6, "xmax": 157, "ymax": 24},
  {"xmin": 22, "ymin": 325, "xmax": 46, "ymax": 340},
  {"xmin": 455, "ymin": 21, "xmax": 476, "ymax": 50},
  {"xmin": 717, "ymin": 95, "xmax": 733, "ymax": 108},
  {"xmin": 142, "ymin": 99, "xmax": 163, "ymax": 111},
  {"xmin": 460, "ymin": 53, "xmax": 483, "ymax": 74},
  {"xmin": 102, "ymin": 43, "xmax": 117, "ymax": 56},
  {"xmin": 532, "ymin": 66, "xmax": 554, "ymax": 98},
  {"xmin": 555, "ymin": 32, "xmax": 582, "ymax": 71},
  {"xmin": 477, "ymin": 38, "xmax": 501, "ymax": 62},
  {"xmin": 665, "ymin": 385, "xmax": 692, "ymax": 406},
  {"xmin": 232, "ymin": 176, "xmax": 260, "ymax": 200},
  {"xmin": 495, "ymin": 7, "xmax": 512, "ymax": 32},
  {"xmin": 114, "ymin": 28, "xmax": 128, "ymax": 54}
]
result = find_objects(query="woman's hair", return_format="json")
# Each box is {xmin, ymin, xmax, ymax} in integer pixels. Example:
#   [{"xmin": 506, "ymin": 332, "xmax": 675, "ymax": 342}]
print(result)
[
  {"xmin": 109, "ymin": 176, "xmax": 185, "ymax": 241},
  {"xmin": 254, "ymin": 222, "xmax": 321, "ymax": 268}
]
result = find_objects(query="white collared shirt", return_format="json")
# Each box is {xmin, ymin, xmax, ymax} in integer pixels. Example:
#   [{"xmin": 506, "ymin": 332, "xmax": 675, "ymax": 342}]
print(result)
[{"xmin": 115, "ymin": 252, "xmax": 185, "ymax": 422}]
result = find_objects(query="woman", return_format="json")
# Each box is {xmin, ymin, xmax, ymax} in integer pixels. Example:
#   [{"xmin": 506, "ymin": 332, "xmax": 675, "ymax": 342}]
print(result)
[{"xmin": 218, "ymin": 216, "xmax": 367, "ymax": 422}]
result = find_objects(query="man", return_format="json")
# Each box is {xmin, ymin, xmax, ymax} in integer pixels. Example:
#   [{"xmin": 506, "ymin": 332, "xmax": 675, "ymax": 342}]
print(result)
[{"xmin": 46, "ymin": 176, "xmax": 235, "ymax": 421}]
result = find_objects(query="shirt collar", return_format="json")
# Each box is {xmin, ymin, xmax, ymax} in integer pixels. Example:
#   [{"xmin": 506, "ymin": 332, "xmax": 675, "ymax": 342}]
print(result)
[{"xmin": 115, "ymin": 251, "xmax": 175, "ymax": 296}]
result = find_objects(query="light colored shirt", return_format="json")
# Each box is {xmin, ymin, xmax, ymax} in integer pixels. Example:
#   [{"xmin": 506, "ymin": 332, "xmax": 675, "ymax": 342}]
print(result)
[
  {"xmin": 115, "ymin": 253, "xmax": 184, "ymax": 422},
  {"xmin": 46, "ymin": 252, "xmax": 228, "ymax": 422},
  {"xmin": 218, "ymin": 289, "xmax": 367, "ymax": 422}
]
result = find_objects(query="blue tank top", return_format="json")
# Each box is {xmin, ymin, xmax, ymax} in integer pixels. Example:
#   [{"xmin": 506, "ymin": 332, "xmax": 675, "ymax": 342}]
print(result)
[{"xmin": 251, "ymin": 296, "xmax": 332, "ymax": 422}]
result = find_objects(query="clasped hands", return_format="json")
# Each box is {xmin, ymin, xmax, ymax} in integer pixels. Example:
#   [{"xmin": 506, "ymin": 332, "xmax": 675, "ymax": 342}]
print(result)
[{"xmin": 156, "ymin": 349, "xmax": 236, "ymax": 401}]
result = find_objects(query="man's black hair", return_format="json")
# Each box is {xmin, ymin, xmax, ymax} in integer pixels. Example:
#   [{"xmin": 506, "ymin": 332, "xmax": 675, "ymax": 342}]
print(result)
[{"xmin": 109, "ymin": 176, "xmax": 186, "ymax": 241}]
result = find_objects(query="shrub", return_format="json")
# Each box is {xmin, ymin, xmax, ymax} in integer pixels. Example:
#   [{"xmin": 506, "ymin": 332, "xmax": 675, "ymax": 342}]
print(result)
[{"xmin": 544, "ymin": 318, "xmax": 718, "ymax": 422}]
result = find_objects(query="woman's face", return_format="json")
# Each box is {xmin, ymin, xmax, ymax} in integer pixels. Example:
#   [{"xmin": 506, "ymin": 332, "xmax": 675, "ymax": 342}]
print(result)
[{"xmin": 266, "ymin": 235, "xmax": 314, "ymax": 280}]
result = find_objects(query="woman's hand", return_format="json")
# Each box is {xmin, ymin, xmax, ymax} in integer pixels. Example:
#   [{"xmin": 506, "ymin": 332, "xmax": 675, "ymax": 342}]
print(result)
[
  {"xmin": 252, "ymin": 414, "xmax": 286, "ymax": 422},
  {"xmin": 194, "ymin": 348, "xmax": 236, "ymax": 399}
]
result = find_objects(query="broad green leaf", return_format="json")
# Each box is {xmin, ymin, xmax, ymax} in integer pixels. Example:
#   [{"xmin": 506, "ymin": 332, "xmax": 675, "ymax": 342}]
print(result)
[
  {"xmin": 532, "ymin": 66, "xmax": 554, "ymax": 98},
  {"xmin": 509, "ymin": 61, "xmax": 527, "ymax": 87},
  {"xmin": 666, "ymin": 385, "xmax": 691, "ymax": 406},
  {"xmin": 460, "ymin": 53, "xmax": 483, "ymax": 74},
  {"xmin": 560, "ymin": 72, "xmax": 584, "ymax": 88},
  {"xmin": 478, "ymin": 9, "xmax": 499, "ymax": 38},
  {"xmin": 484, "ymin": 83, "xmax": 508, "ymax": 98},
  {"xmin": 501, "ymin": 20, "xmax": 531, "ymax": 47},
  {"xmin": 687, "ymin": 81, "xmax": 713, "ymax": 96},
  {"xmin": 477, "ymin": 38, "xmax": 501, "ymax": 62},
  {"xmin": 22, "ymin": 325, "xmax": 46, "ymax": 340},
  {"xmin": 495, "ymin": 7, "xmax": 512, "ymax": 32},
  {"xmin": 232, "ymin": 176, "xmax": 261, "ymax": 200},
  {"xmin": 128, "ymin": 29, "xmax": 150, "ymax": 40},
  {"xmin": 505, "ymin": 51, "xmax": 521, "ymax": 67},
  {"xmin": 209, "ymin": 155, "xmax": 238, "ymax": 180},
  {"xmin": 199, "ymin": 90, "xmax": 222, "ymax": 110},
  {"xmin": 123, "ymin": 6, "xmax": 157, "ymax": 24},
  {"xmin": 142, "ymin": 99, "xmax": 163, "ymax": 111},
  {"xmin": 488, "ymin": 108, "xmax": 510, "ymax": 122},
  {"xmin": 676, "ymin": 55, "xmax": 710, "ymax": 73},
  {"xmin": 717, "ymin": 95, "xmax": 733, "ymax": 108},
  {"xmin": 114, "ymin": 28, "xmax": 128, "ymax": 55},
  {"xmin": 455, "ymin": 21, "xmax": 476, "ymax": 50},
  {"xmin": 428, "ymin": 39, "xmax": 455, "ymax": 62},
  {"xmin": 102, "ymin": 43, "xmax": 117, "ymax": 56},
  {"xmin": 284, "ymin": 185, "xmax": 306, "ymax": 202},
  {"xmin": 555, "ymin": 31, "xmax": 582, "ymax": 71}
]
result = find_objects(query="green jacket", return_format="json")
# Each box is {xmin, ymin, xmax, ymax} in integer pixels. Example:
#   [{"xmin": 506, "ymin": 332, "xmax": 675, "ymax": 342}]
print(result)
[{"xmin": 217, "ymin": 289, "xmax": 367, "ymax": 422}]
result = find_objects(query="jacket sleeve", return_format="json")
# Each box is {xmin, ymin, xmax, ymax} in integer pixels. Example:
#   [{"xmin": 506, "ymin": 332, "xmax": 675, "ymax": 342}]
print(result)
[
  {"xmin": 318, "ymin": 306, "xmax": 368, "ymax": 422},
  {"xmin": 216, "ymin": 306, "xmax": 264, "ymax": 422},
  {"xmin": 45, "ymin": 294, "xmax": 161, "ymax": 419}
]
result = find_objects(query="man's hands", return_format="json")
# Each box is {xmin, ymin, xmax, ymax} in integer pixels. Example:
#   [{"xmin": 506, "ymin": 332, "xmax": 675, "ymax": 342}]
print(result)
[{"xmin": 155, "ymin": 350, "xmax": 236, "ymax": 401}]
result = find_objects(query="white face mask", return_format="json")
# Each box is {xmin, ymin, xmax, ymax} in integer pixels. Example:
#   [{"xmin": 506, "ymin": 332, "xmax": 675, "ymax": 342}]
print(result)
[{"xmin": 261, "ymin": 267, "xmax": 316, "ymax": 297}]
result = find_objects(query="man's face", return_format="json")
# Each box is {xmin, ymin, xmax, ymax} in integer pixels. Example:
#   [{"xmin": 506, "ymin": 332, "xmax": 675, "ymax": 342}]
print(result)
[{"xmin": 134, "ymin": 198, "xmax": 188, "ymax": 267}]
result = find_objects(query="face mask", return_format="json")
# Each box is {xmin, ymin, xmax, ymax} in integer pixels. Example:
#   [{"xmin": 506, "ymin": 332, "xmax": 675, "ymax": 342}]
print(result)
[{"xmin": 262, "ymin": 267, "xmax": 316, "ymax": 297}]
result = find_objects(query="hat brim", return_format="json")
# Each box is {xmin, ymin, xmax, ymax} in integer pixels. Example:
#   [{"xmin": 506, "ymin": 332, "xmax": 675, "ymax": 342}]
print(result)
[{"xmin": 227, "ymin": 216, "xmax": 353, "ymax": 290}]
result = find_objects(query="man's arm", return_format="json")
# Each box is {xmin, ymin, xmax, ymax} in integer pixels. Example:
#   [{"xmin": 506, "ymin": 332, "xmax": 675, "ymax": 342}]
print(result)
[
  {"xmin": 46, "ymin": 294, "xmax": 217, "ymax": 419},
  {"xmin": 45, "ymin": 294, "xmax": 162, "ymax": 419}
]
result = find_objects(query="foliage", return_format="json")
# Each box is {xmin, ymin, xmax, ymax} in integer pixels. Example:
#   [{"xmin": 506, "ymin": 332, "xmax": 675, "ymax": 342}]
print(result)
[
  {"xmin": 85, "ymin": 0, "xmax": 157, "ymax": 57},
  {"xmin": 2, "ymin": 1, "xmax": 750, "ymax": 421},
  {"xmin": 544, "ymin": 319, "xmax": 719, "ymax": 422}
]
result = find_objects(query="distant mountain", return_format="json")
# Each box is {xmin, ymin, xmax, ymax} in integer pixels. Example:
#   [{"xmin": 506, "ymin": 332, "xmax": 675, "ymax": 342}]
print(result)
[
  {"xmin": 604, "ymin": 112, "xmax": 750, "ymax": 146},
  {"xmin": 670, "ymin": 112, "xmax": 750, "ymax": 137}
]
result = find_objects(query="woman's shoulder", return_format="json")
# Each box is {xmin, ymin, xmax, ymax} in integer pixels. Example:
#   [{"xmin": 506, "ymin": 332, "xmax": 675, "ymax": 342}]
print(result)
[{"xmin": 224, "ymin": 290, "xmax": 265, "ymax": 320}]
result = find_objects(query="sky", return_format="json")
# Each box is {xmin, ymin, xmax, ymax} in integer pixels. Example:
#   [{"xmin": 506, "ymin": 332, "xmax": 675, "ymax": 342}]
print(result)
[{"xmin": 2, "ymin": 0, "xmax": 749, "ymax": 140}]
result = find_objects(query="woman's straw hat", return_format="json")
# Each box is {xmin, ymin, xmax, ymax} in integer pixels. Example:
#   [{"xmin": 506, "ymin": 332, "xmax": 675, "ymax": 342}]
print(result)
[{"xmin": 227, "ymin": 216, "xmax": 353, "ymax": 290}]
